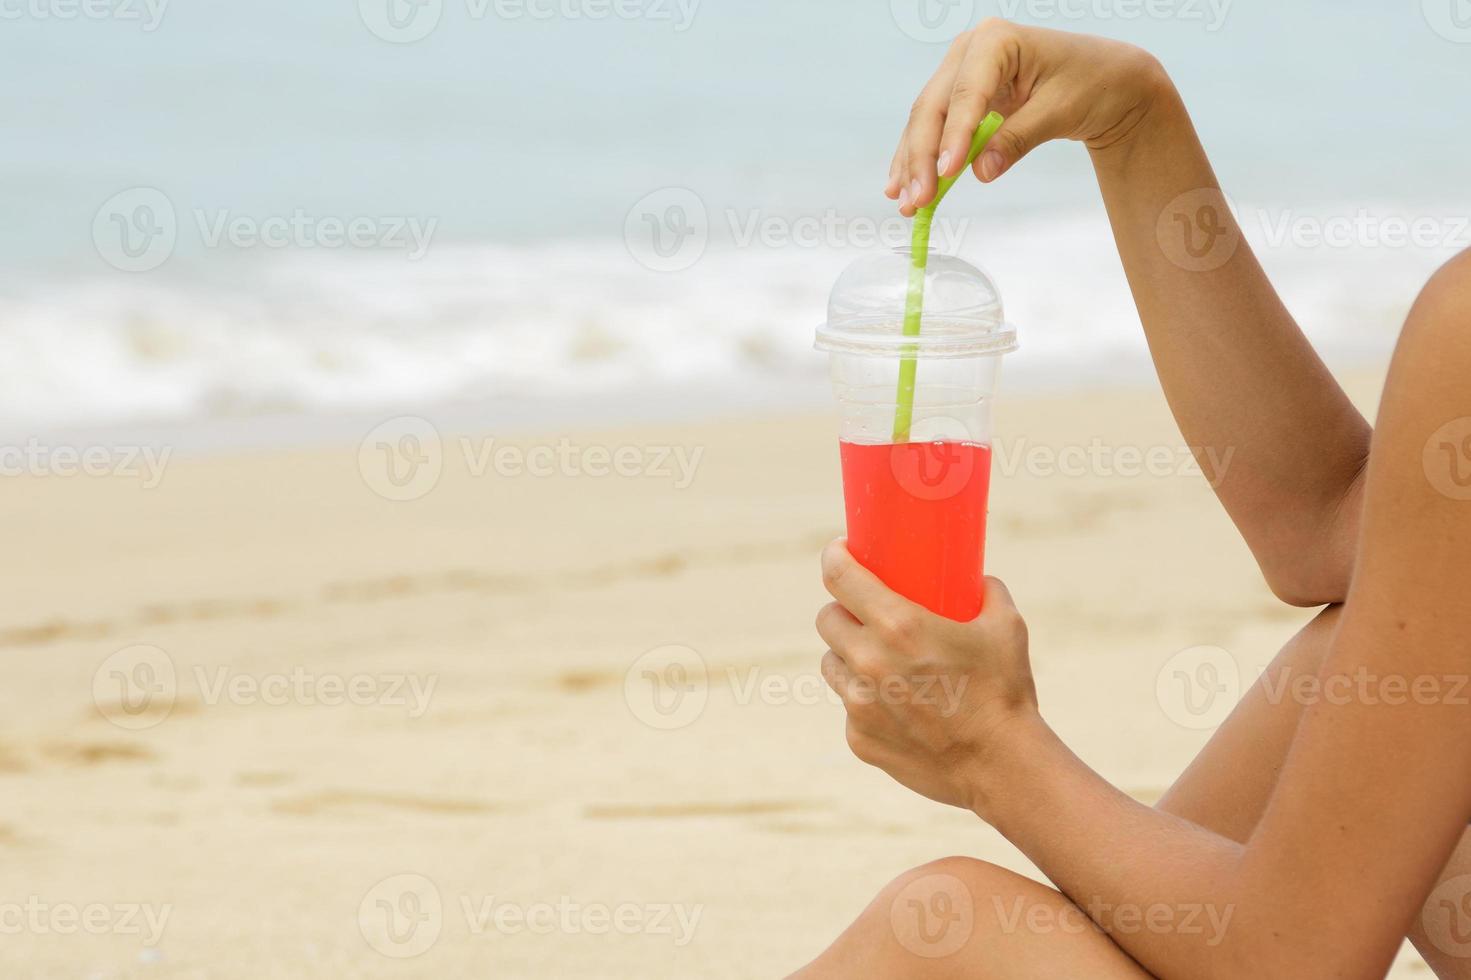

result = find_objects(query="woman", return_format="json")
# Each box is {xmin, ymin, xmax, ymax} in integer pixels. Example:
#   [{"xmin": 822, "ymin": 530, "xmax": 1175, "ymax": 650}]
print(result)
[{"xmin": 795, "ymin": 21, "xmax": 1471, "ymax": 979}]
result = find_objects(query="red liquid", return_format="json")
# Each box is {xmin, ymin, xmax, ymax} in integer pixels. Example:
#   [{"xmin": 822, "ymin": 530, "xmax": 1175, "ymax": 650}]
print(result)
[{"xmin": 839, "ymin": 440, "xmax": 993, "ymax": 622}]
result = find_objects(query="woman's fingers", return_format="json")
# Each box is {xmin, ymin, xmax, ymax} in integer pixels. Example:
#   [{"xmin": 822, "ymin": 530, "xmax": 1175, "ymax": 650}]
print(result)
[
  {"xmin": 820, "ymin": 648, "xmax": 855, "ymax": 698},
  {"xmin": 937, "ymin": 25, "xmax": 1016, "ymax": 176},
  {"xmin": 896, "ymin": 36, "xmax": 970, "ymax": 212},
  {"xmin": 885, "ymin": 137, "xmax": 906, "ymax": 199},
  {"xmin": 973, "ymin": 97, "xmax": 1050, "ymax": 183},
  {"xmin": 815, "ymin": 601, "xmax": 863, "ymax": 652},
  {"xmin": 820, "ymin": 539, "xmax": 916, "ymax": 631},
  {"xmin": 902, "ymin": 94, "xmax": 946, "ymax": 211}
]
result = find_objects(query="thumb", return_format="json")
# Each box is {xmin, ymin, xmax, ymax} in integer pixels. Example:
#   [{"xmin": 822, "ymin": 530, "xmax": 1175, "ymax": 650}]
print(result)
[{"xmin": 972, "ymin": 101, "xmax": 1049, "ymax": 183}]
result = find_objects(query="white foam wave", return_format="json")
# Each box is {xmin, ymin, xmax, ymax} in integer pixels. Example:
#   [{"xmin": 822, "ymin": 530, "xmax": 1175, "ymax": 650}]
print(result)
[{"xmin": 0, "ymin": 203, "xmax": 1454, "ymax": 430}]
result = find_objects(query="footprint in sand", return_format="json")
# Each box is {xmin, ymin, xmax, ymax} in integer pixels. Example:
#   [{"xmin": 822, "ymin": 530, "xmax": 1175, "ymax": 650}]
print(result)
[
  {"xmin": 583, "ymin": 800, "xmax": 812, "ymax": 819},
  {"xmin": 272, "ymin": 790, "xmax": 498, "ymax": 817},
  {"xmin": 42, "ymin": 740, "xmax": 155, "ymax": 767}
]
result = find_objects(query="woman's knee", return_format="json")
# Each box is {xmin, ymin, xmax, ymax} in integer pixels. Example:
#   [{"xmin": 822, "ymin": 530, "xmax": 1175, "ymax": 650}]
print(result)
[
  {"xmin": 794, "ymin": 857, "xmax": 1139, "ymax": 978},
  {"xmin": 876, "ymin": 857, "xmax": 1094, "ymax": 961}
]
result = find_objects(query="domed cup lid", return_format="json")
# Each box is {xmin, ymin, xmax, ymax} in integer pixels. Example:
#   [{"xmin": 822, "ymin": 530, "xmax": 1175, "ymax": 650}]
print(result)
[{"xmin": 814, "ymin": 248, "xmax": 1017, "ymax": 358}]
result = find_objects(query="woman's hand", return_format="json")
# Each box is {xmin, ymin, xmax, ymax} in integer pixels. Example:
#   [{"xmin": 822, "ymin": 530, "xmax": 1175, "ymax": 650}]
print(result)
[
  {"xmin": 888, "ymin": 19, "xmax": 1171, "ymax": 214},
  {"xmin": 816, "ymin": 539, "xmax": 1041, "ymax": 815}
]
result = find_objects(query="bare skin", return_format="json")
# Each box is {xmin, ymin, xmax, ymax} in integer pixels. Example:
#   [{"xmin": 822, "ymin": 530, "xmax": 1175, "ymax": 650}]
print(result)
[{"xmin": 793, "ymin": 20, "xmax": 1471, "ymax": 980}]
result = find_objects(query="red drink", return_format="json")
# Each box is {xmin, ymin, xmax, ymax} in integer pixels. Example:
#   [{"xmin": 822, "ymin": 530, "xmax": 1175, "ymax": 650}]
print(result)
[{"xmin": 839, "ymin": 440, "xmax": 993, "ymax": 621}]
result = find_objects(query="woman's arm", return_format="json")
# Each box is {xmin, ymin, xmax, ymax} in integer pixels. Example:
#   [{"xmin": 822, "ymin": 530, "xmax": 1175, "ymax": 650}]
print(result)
[
  {"xmin": 817, "ymin": 253, "xmax": 1471, "ymax": 977},
  {"xmin": 893, "ymin": 22, "xmax": 1370, "ymax": 605},
  {"xmin": 1088, "ymin": 82, "xmax": 1369, "ymax": 606}
]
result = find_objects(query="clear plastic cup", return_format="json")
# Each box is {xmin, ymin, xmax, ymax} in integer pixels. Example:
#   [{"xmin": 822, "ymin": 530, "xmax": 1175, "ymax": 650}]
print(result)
[{"xmin": 815, "ymin": 248, "xmax": 1018, "ymax": 621}]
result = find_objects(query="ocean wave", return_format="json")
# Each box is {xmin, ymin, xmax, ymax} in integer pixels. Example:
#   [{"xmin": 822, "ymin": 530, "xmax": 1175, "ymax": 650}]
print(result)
[{"xmin": 0, "ymin": 204, "xmax": 1452, "ymax": 429}]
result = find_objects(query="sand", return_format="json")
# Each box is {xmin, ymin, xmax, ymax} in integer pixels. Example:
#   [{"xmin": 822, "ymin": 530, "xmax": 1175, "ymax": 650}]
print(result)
[{"xmin": 0, "ymin": 371, "xmax": 1433, "ymax": 978}]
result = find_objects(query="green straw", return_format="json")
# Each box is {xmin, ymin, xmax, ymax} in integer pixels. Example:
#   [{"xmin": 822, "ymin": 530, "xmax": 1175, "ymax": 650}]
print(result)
[{"xmin": 892, "ymin": 111, "xmax": 1005, "ymax": 443}]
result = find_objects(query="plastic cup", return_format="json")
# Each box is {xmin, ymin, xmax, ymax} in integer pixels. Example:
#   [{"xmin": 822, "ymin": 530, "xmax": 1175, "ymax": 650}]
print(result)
[{"xmin": 815, "ymin": 248, "xmax": 1018, "ymax": 621}]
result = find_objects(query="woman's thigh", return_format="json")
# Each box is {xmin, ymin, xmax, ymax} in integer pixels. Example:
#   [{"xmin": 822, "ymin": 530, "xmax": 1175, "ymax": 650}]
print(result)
[
  {"xmin": 789, "ymin": 857, "xmax": 1152, "ymax": 978},
  {"xmin": 1158, "ymin": 603, "xmax": 1471, "ymax": 978},
  {"xmin": 1156, "ymin": 604, "xmax": 1346, "ymax": 838}
]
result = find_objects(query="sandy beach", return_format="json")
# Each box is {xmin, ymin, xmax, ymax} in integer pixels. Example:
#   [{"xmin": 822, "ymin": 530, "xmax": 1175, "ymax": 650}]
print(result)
[{"xmin": 0, "ymin": 369, "xmax": 1434, "ymax": 978}]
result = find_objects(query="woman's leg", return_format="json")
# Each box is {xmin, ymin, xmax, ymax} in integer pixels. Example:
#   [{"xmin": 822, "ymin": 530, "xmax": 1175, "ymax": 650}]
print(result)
[
  {"xmin": 789, "ymin": 856, "xmax": 1151, "ymax": 978},
  {"xmin": 1157, "ymin": 604, "xmax": 1471, "ymax": 977}
]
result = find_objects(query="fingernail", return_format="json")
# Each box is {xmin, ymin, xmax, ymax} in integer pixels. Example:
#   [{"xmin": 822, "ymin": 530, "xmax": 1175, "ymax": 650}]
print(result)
[
  {"xmin": 936, "ymin": 150, "xmax": 952, "ymax": 176},
  {"xmin": 909, "ymin": 178, "xmax": 922, "ymax": 202},
  {"xmin": 980, "ymin": 150, "xmax": 1004, "ymax": 182},
  {"xmin": 899, "ymin": 186, "xmax": 912, "ymax": 208}
]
